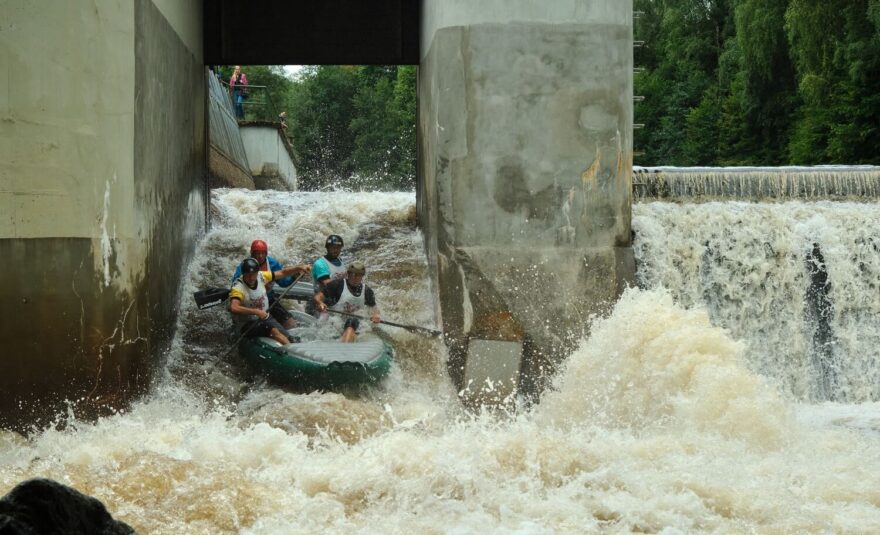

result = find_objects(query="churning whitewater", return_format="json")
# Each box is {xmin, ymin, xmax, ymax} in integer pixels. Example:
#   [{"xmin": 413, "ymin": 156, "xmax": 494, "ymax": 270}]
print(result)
[
  {"xmin": 634, "ymin": 201, "xmax": 880, "ymax": 402},
  {"xmin": 1, "ymin": 190, "xmax": 879, "ymax": 534}
]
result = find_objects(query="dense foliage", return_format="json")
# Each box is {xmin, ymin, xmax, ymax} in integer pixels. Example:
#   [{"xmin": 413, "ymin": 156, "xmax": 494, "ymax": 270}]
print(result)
[
  {"xmin": 635, "ymin": 0, "xmax": 880, "ymax": 165},
  {"xmin": 217, "ymin": 65, "xmax": 417, "ymax": 191}
]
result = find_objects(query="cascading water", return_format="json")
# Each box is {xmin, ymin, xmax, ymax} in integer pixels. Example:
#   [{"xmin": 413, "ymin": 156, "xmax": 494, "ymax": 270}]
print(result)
[
  {"xmin": 634, "ymin": 165, "xmax": 880, "ymax": 201},
  {"xmin": 1, "ymin": 189, "xmax": 879, "ymax": 533},
  {"xmin": 634, "ymin": 200, "xmax": 880, "ymax": 403}
]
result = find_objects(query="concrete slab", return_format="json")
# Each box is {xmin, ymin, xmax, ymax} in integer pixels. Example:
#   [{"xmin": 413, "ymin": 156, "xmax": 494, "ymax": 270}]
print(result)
[{"xmin": 462, "ymin": 339, "xmax": 523, "ymax": 405}]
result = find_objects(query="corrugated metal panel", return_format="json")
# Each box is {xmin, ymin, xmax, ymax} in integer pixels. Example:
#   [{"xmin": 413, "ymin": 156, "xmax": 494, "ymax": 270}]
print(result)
[{"xmin": 207, "ymin": 72, "xmax": 250, "ymax": 171}]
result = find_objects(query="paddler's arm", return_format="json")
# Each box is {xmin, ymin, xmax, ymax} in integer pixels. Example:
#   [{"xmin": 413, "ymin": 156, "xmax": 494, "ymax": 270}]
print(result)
[
  {"xmin": 314, "ymin": 278, "xmax": 341, "ymax": 313},
  {"xmin": 366, "ymin": 287, "xmax": 380, "ymax": 323},
  {"xmin": 229, "ymin": 298, "xmax": 270, "ymax": 320},
  {"xmin": 314, "ymin": 291, "xmax": 328, "ymax": 312},
  {"xmin": 272, "ymin": 264, "xmax": 310, "ymax": 281}
]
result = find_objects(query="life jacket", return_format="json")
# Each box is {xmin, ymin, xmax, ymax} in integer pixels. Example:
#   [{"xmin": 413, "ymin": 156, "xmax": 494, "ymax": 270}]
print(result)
[
  {"xmin": 330, "ymin": 279, "xmax": 366, "ymax": 314},
  {"xmin": 313, "ymin": 256, "xmax": 347, "ymax": 293},
  {"xmin": 229, "ymin": 272, "xmax": 270, "ymax": 324}
]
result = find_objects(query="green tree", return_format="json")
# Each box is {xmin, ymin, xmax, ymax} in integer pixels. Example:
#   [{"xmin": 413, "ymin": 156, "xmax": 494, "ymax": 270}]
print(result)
[
  {"xmin": 636, "ymin": 0, "xmax": 880, "ymax": 166},
  {"xmin": 286, "ymin": 66, "xmax": 360, "ymax": 189},
  {"xmin": 286, "ymin": 65, "xmax": 417, "ymax": 191},
  {"xmin": 350, "ymin": 67, "xmax": 402, "ymax": 189},
  {"xmin": 635, "ymin": 0, "xmax": 735, "ymax": 165},
  {"xmin": 785, "ymin": 0, "xmax": 880, "ymax": 163},
  {"xmin": 392, "ymin": 66, "xmax": 418, "ymax": 183},
  {"xmin": 731, "ymin": 0, "xmax": 798, "ymax": 163}
]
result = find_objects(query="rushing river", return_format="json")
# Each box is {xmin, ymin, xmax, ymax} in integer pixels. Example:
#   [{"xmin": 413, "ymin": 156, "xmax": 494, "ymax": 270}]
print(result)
[{"xmin": 2, "ymin": 189, "xmax": 880, "ymax": 533}]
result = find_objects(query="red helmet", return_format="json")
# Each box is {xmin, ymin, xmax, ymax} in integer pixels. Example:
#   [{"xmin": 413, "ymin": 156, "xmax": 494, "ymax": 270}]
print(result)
[{"xmin": 250, "ymin": 240, "xmax": 268, "ymax": 254}]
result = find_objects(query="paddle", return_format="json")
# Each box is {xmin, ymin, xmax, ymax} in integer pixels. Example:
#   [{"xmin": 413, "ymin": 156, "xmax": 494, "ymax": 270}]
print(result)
[
  {"xmin": 216, "ymin": 272, "xmax": 307, "ymax": 359},
  {"xmin": 194, "ymin": 278, "xmax": 443, "ymax": 337},
  {"xmin": 321, "ymin": 308, "xmax": 443, "ymax": 338},
  {"xmin": 194, "ymin": 280, "xmax": 313, "ymax": 309},
  {"xmin": 194, "ymin": 287, "xmax": 230, "ymax": 309}
]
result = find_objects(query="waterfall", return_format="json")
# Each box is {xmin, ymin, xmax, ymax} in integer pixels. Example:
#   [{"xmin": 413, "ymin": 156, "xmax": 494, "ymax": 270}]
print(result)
[
  {"xmin": 633, "ymin": 200, "xmax": 880, "ymax": 402},
  {"xmin": 633, "ymin": 166, "xmax": 880, "ymax": 201}
]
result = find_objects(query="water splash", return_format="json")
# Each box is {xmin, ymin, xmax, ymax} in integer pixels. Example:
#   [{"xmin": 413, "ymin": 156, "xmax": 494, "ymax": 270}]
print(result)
[
  {"xmin": 540, "ymin": 289, "xmax": 792, "ymax": 450},
  {"xmin": 634, "ymin": 201, "xmax": 880, "ymax": 401},
  {"xmin": 3, "ymin": 191, "xmax": 880, "ymax": 533}
]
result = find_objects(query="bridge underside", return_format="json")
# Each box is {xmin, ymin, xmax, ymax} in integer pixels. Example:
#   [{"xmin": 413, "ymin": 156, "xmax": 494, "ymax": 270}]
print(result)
[
  {"xmin": 1, "ymin": 0, "xmax": 632, "ymax": 430},
  {"xmin": 203, "ymin": 1, "xmax": 420, "ymax": 65}
]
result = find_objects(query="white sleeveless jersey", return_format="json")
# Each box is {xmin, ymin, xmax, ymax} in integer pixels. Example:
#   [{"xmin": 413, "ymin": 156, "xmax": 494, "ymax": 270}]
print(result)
[
  {"xmin": 330, "ymin": 279, "xmax": 366, "ymax": 314},
  {"xmin": 229, "ymin": 271, "xmax": 271, "ymax": 322},
  {"xmin": 313, "ymin": 256, "xmax": 348, "ymax": 292}
]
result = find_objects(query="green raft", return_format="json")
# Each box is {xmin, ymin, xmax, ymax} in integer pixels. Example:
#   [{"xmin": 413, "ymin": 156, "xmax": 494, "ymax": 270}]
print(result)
[{"xmin": 238, "ymin": 311, "xmax": 393, "ymax": 387}]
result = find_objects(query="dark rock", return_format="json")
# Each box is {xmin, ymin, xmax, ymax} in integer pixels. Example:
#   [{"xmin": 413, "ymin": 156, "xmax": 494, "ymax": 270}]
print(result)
[{"xmin": 0, "ymin": 478, "xmax": 136, "ymax": 535}]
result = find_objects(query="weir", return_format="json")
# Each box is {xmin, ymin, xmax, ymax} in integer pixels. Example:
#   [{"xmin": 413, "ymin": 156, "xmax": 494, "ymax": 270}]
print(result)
[
  {"xmin": 632, "ymin": 167, "xmax": 880, "ymax": 403},
  {"xmin": 634, "ymin": 165, "xmax": 880, "ymax": 202}
]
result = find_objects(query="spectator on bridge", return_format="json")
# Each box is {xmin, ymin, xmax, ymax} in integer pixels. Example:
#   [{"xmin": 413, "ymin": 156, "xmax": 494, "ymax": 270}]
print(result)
[
  {"xmin": 231, "ymin": 239, "xmax": 310, "ymax": 329},
  {"xmin": 278, "ymin": 111, "xmax": 288, "ymax": 130},
  {"xmin": 229, "ymin": 65, "xmax": 248, "ymax": 119},
  {"xmin": 314, "ymin": 261, "xmax": 381, "ymax": 343}
]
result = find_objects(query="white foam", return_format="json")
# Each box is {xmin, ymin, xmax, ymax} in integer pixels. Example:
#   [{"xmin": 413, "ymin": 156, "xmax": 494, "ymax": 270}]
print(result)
[{"xmin": 4, "ymin": 192, "xmax": 880, "ymax": 533}]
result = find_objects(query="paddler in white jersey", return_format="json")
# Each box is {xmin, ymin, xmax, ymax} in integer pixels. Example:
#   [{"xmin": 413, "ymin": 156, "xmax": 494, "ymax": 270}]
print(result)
[
  {"xmin": 229, "ymin": 257, "xmax": 310, "ymax": 345},
  {"xmin": 313, "ymin": 261, "xmax": 380, "ymax": 343}
]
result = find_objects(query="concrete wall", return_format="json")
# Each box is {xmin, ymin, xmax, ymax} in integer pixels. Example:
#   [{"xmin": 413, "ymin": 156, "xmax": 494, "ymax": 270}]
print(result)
[
  {"xmin": 418, "ymin": 0, "xmax": 635, "ymax": 403},
  {"xmin": 240, "ymin": 125, "xmax": 298, "ymax": 190},
  {"xmin": 0, "ymin": 0, "xmax": 205, "ymax": 430}
]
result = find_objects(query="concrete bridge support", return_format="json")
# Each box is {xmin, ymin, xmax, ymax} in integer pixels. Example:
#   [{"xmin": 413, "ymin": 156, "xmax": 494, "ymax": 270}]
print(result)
[
  {"xmin": 0, "ymin": 0, "xmax": 206, "ymax": 430},
  {"xmin": 418, "ymin": 0, "xmax": 635, "ymax": 403}
]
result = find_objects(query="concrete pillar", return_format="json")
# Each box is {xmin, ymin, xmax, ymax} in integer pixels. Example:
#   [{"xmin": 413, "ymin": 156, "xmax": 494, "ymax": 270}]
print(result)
[
  {"xmin": 418, "ymin": 0, "xmax": 635, "ymax": 404},
  {"xmin": 0, "ymin": 0, "xmax": 206, "ymax": 430}
]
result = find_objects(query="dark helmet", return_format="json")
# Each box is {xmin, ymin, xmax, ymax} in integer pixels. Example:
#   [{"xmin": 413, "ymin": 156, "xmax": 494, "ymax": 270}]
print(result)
[
  {"xmin": 240, "ymin": 257, "xmax": 261, "ymax": 274},
  {"xmin": 347, "ymin": 260, "xmax": 365, "ymax": 275},
  {"xmin": 250, "ymin": 239, "xmax": 268, "ymax": 254},
  {"xmin": 325, "ymin": 234, "xmax": 344, "ymax": 248}
]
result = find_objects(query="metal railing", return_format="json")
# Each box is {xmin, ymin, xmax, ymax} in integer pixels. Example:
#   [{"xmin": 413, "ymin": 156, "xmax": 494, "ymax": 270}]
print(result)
[{"xmin": 220, "ymin": 79, "xmax": 282, "ymax": 123}]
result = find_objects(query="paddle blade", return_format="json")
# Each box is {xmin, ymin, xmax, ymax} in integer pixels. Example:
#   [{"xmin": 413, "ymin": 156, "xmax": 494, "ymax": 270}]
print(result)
[{"xmin": 194, "ymin": 287, "xmax": 229, "ymax": 309}]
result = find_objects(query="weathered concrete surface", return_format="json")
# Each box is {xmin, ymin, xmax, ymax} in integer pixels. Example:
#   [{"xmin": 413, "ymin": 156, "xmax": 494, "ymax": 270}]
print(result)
[
  {"xmin": 240, "ymin": 124, "xmax": 298, "ymax": 190},
  {"xmin": 0, "ymin": 0, "xmax": 205, "ymax": 430},
  {"xmin": 418, "ymin": 1, "xmax": 635, "ymax": 402},
  {"xmin": 209, "ymin": 146, "xmax": 255, "ymax": 189}
]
